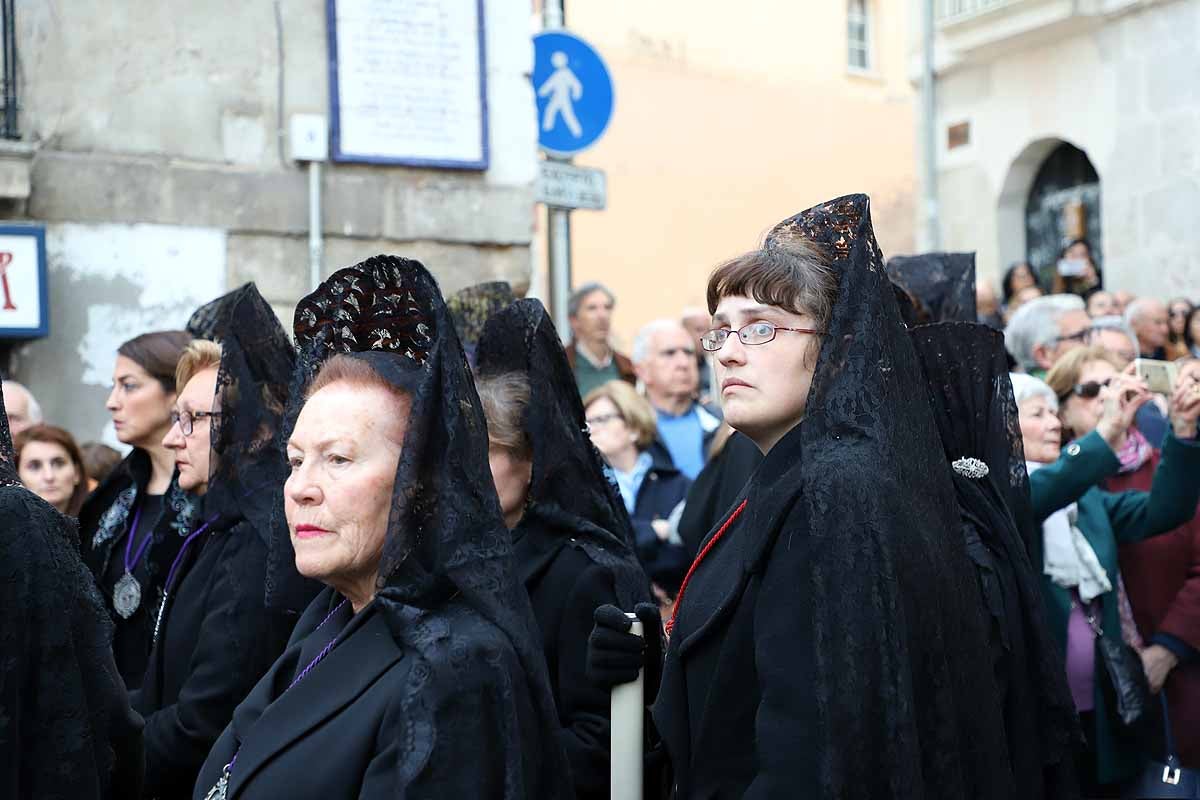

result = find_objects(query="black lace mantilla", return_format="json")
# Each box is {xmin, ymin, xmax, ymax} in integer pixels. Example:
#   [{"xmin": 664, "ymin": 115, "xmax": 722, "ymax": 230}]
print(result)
[
  {"xmin": 886, "ymin": 252, "xmax": 977, "ymax": 323},
  {"xmin": 285, "ymin": 255, "xmax": 573, "ymax": 798},
  {"xmin": 476, "ymin": 298, "xmax": 651, "ymax": 609},
  {"xmin": 447, "ymin": 281, "xmax": 515, "ymax": 367}
]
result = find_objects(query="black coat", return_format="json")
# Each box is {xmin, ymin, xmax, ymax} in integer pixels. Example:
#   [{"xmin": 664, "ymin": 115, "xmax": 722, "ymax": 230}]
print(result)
[
  {"xmin": 132, "ymin": 516, "xmax": 308, "ymax": 799},
  {"xmin": 629, "ymin": 451, "xmax": 691, "ymax": 594},
  {"xmin": 516, "ymin": 523, "xmax": 620, "ymax": 800},
  {"xmin": 676, "ymin": 432, "xmax": 762, "ymax": 556},
  {"xmin": 194, "ymin": 587, "xmax": 547, "ymax": 799}
]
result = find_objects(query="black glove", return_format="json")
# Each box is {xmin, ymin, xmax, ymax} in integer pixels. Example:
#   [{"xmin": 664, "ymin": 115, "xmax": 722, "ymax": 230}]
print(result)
[{"xmin": 587, "ymin": 602, "xmax": 665, "ymax": 693}]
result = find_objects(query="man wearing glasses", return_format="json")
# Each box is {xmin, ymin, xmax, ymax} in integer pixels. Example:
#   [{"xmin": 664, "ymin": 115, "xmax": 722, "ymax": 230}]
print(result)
[{"xmin": 1004, "ymin": 294, "xmax": 1092, "ymax": 378}]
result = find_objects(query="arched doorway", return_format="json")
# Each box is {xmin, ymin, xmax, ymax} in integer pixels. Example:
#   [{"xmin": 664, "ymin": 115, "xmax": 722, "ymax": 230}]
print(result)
[{"xmin": 1024, "ymin": 142, "xmax": 1101, "ymax": 286}]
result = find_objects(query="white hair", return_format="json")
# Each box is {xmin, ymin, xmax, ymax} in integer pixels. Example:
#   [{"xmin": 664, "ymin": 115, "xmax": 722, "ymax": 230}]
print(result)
[
  {"xmin": 1123, "ymin": 297, "xmax": 1163, "ymax": 327},
  {"xmin": 632, "ymin": 318, "xmax": 689, "ymax": 365},
  {"xmin": 1009, "ymin": 372, "xmax": 1058, "ymax": 412},
  {"xmin": 2, "ymin": 380, "xmax": 42, "ymax": 424},
  {"xmin": 1004, "ymin": 294, "xmax": 1086, "ymax": 371},
  {"xmin": 1088, "ymin": 315, "xmax": 1138, "ymax": 355}
]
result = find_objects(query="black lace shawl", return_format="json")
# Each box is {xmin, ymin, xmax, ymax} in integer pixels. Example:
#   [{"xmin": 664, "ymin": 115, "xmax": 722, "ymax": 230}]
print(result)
[
  {"xmin": 287, "ymin": 256, "xmax": 572, "ymax": 798},
  {"xmin": 186, "ymin": 282, "xmax": 317, "ymax": 613},
  {"xmin": 0, "ymin": 382, "xmax": 143, "ymax": 799},
  {"xmin": 727, "ymin": 195, "xmax": 1011, "ymax": 797},
  {"xmin": 887, "ymin": 252, "xmax": 977, "ymax": 323},
  {"xmin": 447, "ymin": 281, "xmax": 515, "ymax": 367},
  {"xmin": 475, "ymin": 298, "xmax": 650, "ymax": 608},
  {"xmin": 910, "ymin": 322, "xmax": 1081, "ymax": 799}
]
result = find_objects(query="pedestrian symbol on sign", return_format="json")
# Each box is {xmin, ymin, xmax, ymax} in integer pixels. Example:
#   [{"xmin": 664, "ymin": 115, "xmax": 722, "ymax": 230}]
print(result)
[
  {"xmin": 538, "ymin": 52, "xmax": 583, "ymax": 138},
  {"xmin": 532, "ymin": 31, "xmax": 613, "ymax": 156}
]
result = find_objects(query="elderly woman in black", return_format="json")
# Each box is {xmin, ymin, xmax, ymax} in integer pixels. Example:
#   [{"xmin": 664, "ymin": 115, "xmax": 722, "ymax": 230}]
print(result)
[
  {"xmin": 473, "ymin": 299, "xmax": 655, "ymax": 800},
  {"xmin": 81, "ymin": 330, "xmax": 202, "ymax": 689},
  {"xmin": 134, "ymin": 284, "xmax": 318, "ymax": 798},
  {"xmin": 193, "ymin": 257, "xmax": 571, "ymax": 800}
]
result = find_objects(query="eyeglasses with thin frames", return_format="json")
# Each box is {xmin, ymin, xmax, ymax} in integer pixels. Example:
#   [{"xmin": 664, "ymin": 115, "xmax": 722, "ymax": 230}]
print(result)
[
  {"xmin": 700, "ymin": 321, "xmax": 826, "ymax": 353},
  {"xmin": 169, "ymin": 409, "xmax": 222, "ymax": 437}
]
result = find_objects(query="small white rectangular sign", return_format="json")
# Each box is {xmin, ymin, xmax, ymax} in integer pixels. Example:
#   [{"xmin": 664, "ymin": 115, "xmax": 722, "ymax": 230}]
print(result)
[
  {"xmin": 0, "ymin": 225, "xmax": 47, "ymax": 338},
  {"xmin": 536, "ymin": 161, "xmax": 607, "ymax": 210}
]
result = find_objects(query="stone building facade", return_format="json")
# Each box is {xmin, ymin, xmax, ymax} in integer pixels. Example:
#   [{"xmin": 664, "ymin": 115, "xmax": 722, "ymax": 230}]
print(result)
[
  {"xmin": 921, "ymin": 0, "xmax": 1200, "ymax": 295},
  {"xmin": 2, "ymin": 0, "xmax": 538, "ymax": 443}
]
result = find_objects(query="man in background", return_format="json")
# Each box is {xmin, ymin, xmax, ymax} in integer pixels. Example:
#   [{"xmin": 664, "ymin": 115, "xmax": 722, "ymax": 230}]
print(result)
[
  {"xmin": 2, "ymin": 380, "xmax": 43, "ymax": 437},
  {"xmin": 564, "ymin": 282, "xmax": 636, "ymax": 397}
]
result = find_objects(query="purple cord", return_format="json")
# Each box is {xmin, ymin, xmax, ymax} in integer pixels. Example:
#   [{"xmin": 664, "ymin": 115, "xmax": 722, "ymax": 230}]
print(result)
[
  {"xmin": 161, "ymin": 515, "xmax": 220, "ymax": 595},
  {"xmin": 224, "ymin": 598, "xmax": 349, "ymax": 779},
  {"xmin": 121, "ymin": 505, "xmax": 149, "ymax": 573}
]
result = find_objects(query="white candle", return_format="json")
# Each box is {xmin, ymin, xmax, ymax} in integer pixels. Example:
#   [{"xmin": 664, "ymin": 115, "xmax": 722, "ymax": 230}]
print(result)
[{"xmin": 610, "ymin": 612, "xmax": 644, "ymax": 800}]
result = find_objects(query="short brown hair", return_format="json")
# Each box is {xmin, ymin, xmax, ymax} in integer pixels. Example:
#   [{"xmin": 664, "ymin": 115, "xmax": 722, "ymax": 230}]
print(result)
[
  {"xmin": 15, "ymin": 424, "xmax": 89, "ymax": 516},
  {"xmin": 706, "ymin": 232, "xmax": 836, "ymax": 329},
  {"xmin": 305, "ymin": 355, "xmax": 412, "ymax": 443},
  {"xmin": 582, "ymin": 379, "xmax": 657, "ymax": 450},
  {"xmin": 475, "ymin": 371, "xmax": 531, "ymax": 457},
  {"xmin": 175, "ymin": 340, "xmax": 223, "ymax": 392},
  {"xmin": 1045, "ymin": 345, "xmax": 1125, "ymax": 401},
  {"xmin": 118, "ymin": 330, "xmax": 193, "ymax": 393}
]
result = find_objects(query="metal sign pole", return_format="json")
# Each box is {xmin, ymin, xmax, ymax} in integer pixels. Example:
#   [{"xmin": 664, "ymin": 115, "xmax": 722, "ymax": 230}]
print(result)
[{"xmin": 543, "ymin": 0, "xmax": 572, "ymax": 341}]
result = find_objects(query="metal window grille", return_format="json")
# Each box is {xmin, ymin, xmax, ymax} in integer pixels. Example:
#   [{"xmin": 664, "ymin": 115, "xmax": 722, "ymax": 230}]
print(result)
[
  {"xmin": 937, "ymin": 0, "xmax": 1018, "ymax": 22},
  {"xmin": 1, "ymin": 0, "xmax": 17, "ymax": 140},
  {"xmin": 847, "ymin": 0, "xmax": 871, "ymax": 71}
]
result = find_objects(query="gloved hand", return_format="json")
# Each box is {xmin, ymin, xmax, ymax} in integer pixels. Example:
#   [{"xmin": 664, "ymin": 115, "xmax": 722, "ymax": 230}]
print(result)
[{"xmin": 587, "ymin": 602, "xmax": 665, "ymax": 694}]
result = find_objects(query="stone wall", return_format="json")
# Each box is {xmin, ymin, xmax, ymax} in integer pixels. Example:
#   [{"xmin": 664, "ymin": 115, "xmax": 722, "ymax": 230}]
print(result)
[
  {"xmin": 7, "ymin": 0, "xmax": 537, "ymax": 443},
  {"xmin": 930, "ymin": 0, "xmax": 1200, "ymax": 296}
]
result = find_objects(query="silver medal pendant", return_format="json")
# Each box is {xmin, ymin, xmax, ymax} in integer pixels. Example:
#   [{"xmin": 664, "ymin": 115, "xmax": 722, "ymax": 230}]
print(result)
[
  {"xmin": 203, "ymin": 763, "xmax": 232, "ymax": 800},
  {"xmin": 113, "ymin": 571, "xmax": 142, "ymax": 619}
]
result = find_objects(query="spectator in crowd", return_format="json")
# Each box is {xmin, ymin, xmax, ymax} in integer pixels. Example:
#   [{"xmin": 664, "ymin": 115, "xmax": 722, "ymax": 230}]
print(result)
[
  {"xmin": 1167, "ymin": 298, "xmax": 1195, "ymax": 361},
  {"xmin": 15, "ymin": 424, "xmax": 89, "ymax": 516},
  {"xmin": 976, "ymin": 281, "xmax": 1005, "ymax": 329},
  {"xmin": 1126, "ymin": 297, "xmax": 1170, "ymax": 359},
  {"xmin": 1, "ymin": 380, "xmax": 42, "ymax": 437},
  {"xmin": 1101, "ymin": 357, "xmax": 1200, "ymax": 769},
  {"xmin": 1088, "ymin": 317, "xmax": 1170, "ymax": 445},
  {"xmin": 584, "ymin": 379, "xmax": 690, "ymax": 611},
  {"xmin": 80, "ymin": 441, "xmax": 122, "ymax": 490},
  {"xmin": 1086, "ymin": 290, "xmax": 1118, "ymax": 318},
  {"xmin": 1051, "ymin": 238, "xmax": 1102, "ymax": 297},
  {"xmin": 564, "ymin": 282, "xmax": 636, "ymax": 398},
  {"xmin": 681, "ymin": 306, "xmax": 714, "ymax": 402},
  {"xmin": 1013, "ymin": 370, "xmax": 1200, "ymax": 793},
  {"xmin": 1003, "ymin": 261, "xmax": 1041, "ymax": 307},
  {"xmin": 632, "ymin": 319, "xmax": 720, "ymax": 480},
  {"xmin": 1186, "ymin": 305, "xmax": 1200, "ymax": 359},
  {"xmin": 1004, "ymin": 294, "xmax": 1090, "ymax": 378},
  {"xmin": 1113, "ymin": 289, "xmax": 1136, "ymax": 315},
  {"xmin": 1087, "ymin": 316, "xmax": 1138, "ymax": 365},
  {"xmin": 1006, "ymin": 285, "xmax": 1045, "ymax": 322}
]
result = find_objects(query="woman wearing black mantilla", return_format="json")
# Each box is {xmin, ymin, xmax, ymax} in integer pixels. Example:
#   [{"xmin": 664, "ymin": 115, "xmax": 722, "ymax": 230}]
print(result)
[
  {"xmin": 193, "ymin": 256, "xmax": 572, "ymax": 799},
  {"xmin": 592, "ymin": 195, "xmax": 1013, "ymax": 798},
  {"xmin": 80, "ymin": 330, "xmax": 202, "ymax": 689},
  {"xmin": 0, "ymin": 381, "xmax": 144, "ymax": 799},
  {"xmin": 474, "ymin": 298, "xmax": 657, "ymax": 800},
  {"xmin": 133, "ymin": 284, "xmax": 319, "ymax": 798}
]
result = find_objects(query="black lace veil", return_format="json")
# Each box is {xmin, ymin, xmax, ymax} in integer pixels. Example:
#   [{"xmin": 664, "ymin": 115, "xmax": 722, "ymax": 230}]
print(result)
[
  {"xmin": 750, "ymin": 195, "xmax": 1012, "ymax": 797},
  {"xmin": 287, "ymin": 255, "xmax": 570, "ymax": 797},
  {"xmin": 0, "ymin": 382, "xmax": 143, "ymax": 797},
  {"xmin": 447, "ymin": 281, "xmax": 515, "ymax": 367},
  {"xmin": 475, "ymin": 298, "xmax": 650, "ymax": 607},
  {"xmin": 186, "ymin": 283, "xmax": 315, "ymax": 613},
  {"xmin": 887, "ymin": 252, "xmax": 977, "ymax": 323},
  {"xmin": 910, "ymin": 321, "xmax": 1080, "ymax": 798}
]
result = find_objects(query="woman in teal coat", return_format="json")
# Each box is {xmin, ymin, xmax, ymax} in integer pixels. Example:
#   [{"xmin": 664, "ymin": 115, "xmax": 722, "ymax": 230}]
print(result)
[{"xmin": 1012, "ymin": 369, "xmax": 1200, "ymax": 794}]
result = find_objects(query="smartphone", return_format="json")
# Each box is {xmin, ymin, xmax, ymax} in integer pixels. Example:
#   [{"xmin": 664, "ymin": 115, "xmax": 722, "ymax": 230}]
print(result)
[
  {"xmin": 1133, "ymin": 358, "xmax": 1176, "ymax": 395},
  {"xmin": 1057, "ymin": 258, "xmax": 1087, "ymax": 277}
]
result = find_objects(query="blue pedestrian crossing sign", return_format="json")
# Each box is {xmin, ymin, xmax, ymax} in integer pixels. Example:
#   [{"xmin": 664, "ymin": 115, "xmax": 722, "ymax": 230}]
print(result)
[{"xmin": 533, "ymin": 31, "xmax": 614, "ymax": 156}]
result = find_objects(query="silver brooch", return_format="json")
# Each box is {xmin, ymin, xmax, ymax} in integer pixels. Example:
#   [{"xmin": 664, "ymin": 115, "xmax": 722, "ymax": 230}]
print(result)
[{"xmin": 951, "ymin": 457, "xmax": 989, "ymax": 479}]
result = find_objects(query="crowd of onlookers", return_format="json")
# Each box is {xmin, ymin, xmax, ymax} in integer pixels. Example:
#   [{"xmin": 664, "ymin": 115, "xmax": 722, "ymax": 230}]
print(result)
[{"xmin": 8, "ymin": 240, "xmax": 1200, "ymax": 794}]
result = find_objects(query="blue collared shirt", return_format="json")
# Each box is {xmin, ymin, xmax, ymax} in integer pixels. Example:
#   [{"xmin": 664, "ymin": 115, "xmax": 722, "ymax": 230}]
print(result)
[{"xmin": 607, "ymin": 451, "xmax": 654, "ymax": 514}]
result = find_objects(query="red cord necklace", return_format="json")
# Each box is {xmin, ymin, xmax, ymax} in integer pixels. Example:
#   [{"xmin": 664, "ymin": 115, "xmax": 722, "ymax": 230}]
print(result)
[{"xmin": 666, "ymin": 498, "xmax": 748, "ymax": 637}]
